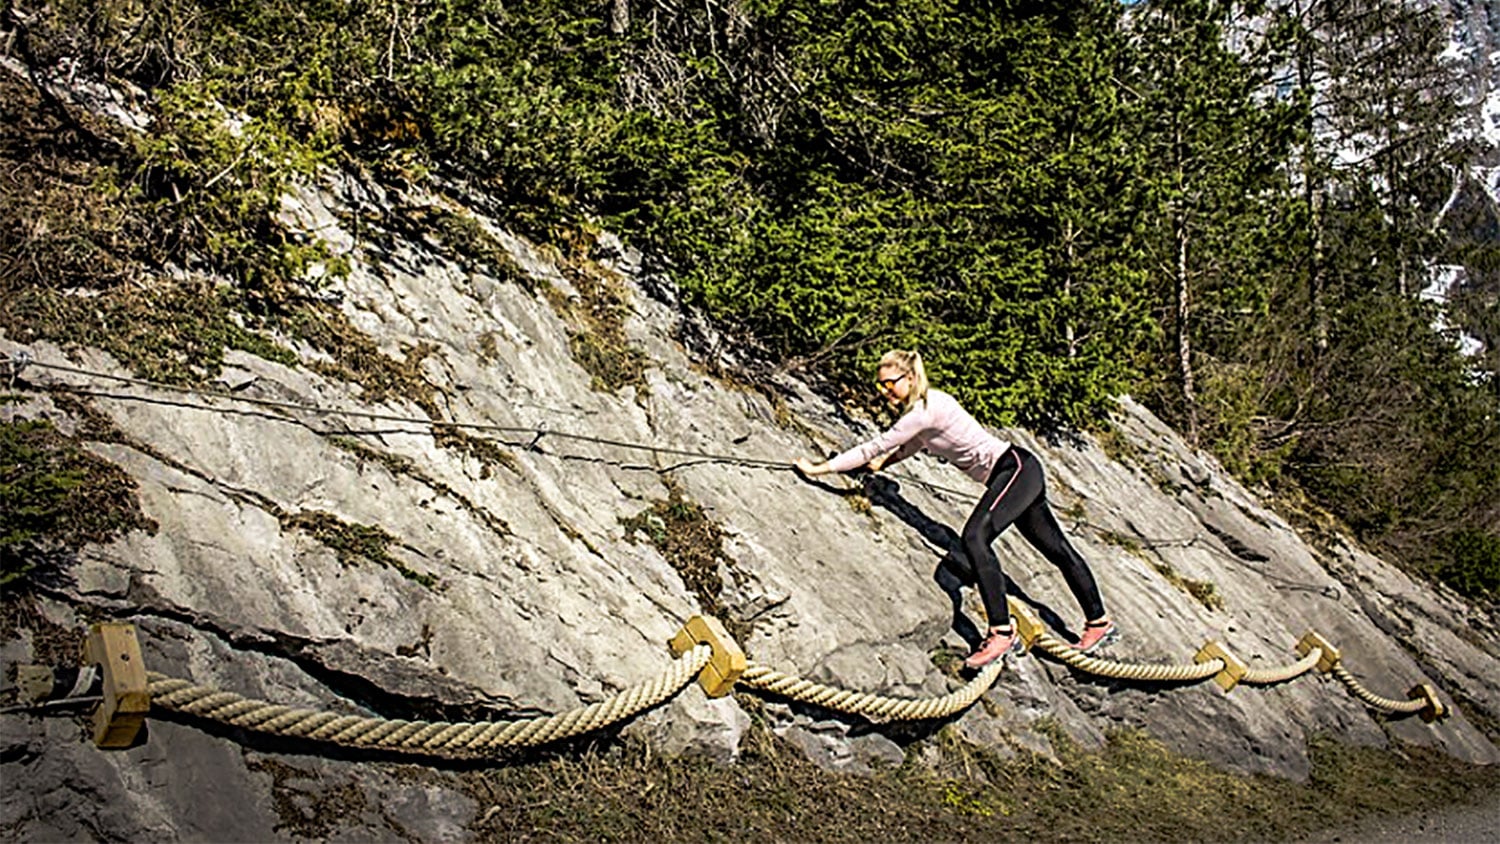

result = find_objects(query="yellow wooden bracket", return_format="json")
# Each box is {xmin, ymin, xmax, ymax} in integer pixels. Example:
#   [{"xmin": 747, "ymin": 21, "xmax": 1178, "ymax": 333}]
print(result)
[
  {"xmin": 1296, "ymin": 631, "xmax": 1342, "ymax": 673},
  {"xmin": 1194, "ymin": 640, "xmax": 1248, "ymax": 692},
  {"xmin": 669, "ymin": 615, "xmax": 746, "ymax": 698},
  {"xmin": 1006, "ymin": 597, "xmax": 1046, "ymax": 648},
  {"xmin": 82, "ymin": 622, "xmax": 150, "ymax": 748},
  {"xmin": 1408, "ymin": 683, "xmax": 1448, "ymax": 723}
]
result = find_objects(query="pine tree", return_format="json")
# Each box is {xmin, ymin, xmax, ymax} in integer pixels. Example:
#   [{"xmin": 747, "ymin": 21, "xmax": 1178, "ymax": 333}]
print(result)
[
  {"xmin": 1263, "ymin": 0, "xmax": 1496, "ymax": 593},
  {"xmin": 1124, "ymin": 0, "xmax": 1292, "ymax": 440}
]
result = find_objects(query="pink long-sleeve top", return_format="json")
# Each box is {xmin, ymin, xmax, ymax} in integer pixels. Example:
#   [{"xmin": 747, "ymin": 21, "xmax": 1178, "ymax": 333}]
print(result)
[{"xmin": 825, "ymin": 389, "xmax": 1011, "ymax": 483}]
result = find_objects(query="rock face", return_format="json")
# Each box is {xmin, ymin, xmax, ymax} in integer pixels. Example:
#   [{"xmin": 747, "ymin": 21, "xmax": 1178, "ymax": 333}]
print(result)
[{"xmin": 3, "ymin": 170, "xmax": 1498, "ymax": 840}]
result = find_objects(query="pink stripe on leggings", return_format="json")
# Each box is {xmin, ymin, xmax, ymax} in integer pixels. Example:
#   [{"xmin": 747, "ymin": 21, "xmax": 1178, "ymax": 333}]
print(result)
[{"xmin": 986, "ymin": 448, "xmax": 1023, "ymax": 514}]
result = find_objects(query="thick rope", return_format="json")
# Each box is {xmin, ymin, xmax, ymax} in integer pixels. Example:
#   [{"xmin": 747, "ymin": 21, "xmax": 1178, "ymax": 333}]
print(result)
[
  {"xmin": 1030, "ymin": 633, "xmax": 1226, "ymax": 683},
  {"xmin": 144, "ymin": 644, "xmax": 712, "ymax": 757},
  {"xmin": 737, "ymin": 658, "xmax": 1005, "ymax": 722},
  {"xmin": 1241, "ymin": 648, "xmax": 1323, "ymax": 686},
  {"xmin": 1330, "ymin": 664, "xmax": 1428, "ymax": 715}
]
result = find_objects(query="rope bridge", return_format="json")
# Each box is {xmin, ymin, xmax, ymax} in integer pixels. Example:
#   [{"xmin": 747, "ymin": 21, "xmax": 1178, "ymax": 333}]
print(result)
[{"xmin": 13, "ymin": 606, "xmax": 1446, "ymax": 762}]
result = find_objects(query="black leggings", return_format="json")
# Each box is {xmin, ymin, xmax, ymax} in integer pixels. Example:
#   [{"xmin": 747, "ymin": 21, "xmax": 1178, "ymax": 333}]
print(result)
[{"xmin": 962, "ymin": 445, "xmax": 1106, "ymax": 628}]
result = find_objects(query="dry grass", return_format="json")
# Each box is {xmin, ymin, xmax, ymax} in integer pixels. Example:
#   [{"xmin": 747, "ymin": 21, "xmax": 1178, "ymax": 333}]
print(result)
[
  {"xmin": 539, "ymin": 232, "xmax": 650, "ymax": 395},
  {"xmin": 620, "ymin": 480, "xmax": 747, "ymax": 642},
  {"xmin": 448, "ymin": 727, "xmax": 1500, "ymax": 843}
]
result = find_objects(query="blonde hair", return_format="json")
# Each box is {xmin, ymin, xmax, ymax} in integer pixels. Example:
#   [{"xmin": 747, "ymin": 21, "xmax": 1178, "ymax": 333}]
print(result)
[{"xmin": 878, "ymin": 349, "xmax": 930, "ymax": 413}]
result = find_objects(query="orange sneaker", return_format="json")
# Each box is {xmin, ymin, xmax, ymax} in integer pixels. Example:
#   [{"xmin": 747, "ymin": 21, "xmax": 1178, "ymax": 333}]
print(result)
[
  {"xmin": 1077, "ymin": 619, "xmax": 1119, "ymax": 653},
  {"xmin": 964, "ymin": 622, "xmax": 1022, "ymax": 669}
]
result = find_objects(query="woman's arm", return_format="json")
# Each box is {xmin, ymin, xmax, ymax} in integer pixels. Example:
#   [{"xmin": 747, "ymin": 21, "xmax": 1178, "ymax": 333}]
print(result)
[
  {"xmin": 795, "ymin": 408, "xmax": 926, "ymax": 476},
  {"xmin": 871, "ymin": 437, "xmax": 923, "ymax": 471}
]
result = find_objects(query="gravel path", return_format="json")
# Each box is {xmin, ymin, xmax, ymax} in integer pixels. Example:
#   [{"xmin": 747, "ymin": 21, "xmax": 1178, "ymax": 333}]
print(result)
[{"xmin": 1294, "ymin": 796, "xmax": 1500, "ymax": 843}]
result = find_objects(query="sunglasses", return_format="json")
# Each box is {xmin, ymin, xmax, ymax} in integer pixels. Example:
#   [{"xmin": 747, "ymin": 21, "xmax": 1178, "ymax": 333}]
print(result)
[{"xmin": 876, "ymin": 374, "xmax": 907, "ymax": 389}]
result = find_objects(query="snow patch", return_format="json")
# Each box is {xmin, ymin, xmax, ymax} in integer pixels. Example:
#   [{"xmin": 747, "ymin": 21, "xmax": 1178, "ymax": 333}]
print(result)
[
  {"xmin": 1485, "ymin": 85, "xmax": 1500, "ymax": 148},
  {"xmin": 1423, "ymin": 265, "xmax": 1464, "ymax": 302},
  {"xmin": 1482, "ymin": 165, "xmax": 1500, "ymax": 208},
  {"xmin": 0, "ymin": 56, "xmax": 152, "ymax": 132},
  {"xmin": 1423, "ymin": 264, "xmax": 1486, "ymax": 360}
]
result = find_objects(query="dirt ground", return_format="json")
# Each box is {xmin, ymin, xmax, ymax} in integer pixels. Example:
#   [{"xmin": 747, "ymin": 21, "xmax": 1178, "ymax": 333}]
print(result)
[{"xmin": 1295, "ymin": 794, "xmax": 1500, "ymax": 843}]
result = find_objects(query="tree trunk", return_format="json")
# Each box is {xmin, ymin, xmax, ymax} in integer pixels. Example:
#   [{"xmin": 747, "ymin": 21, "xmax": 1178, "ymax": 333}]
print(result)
[
  {"xmin": 1064, "ymin": 217, "xmax": 1078, "ymax": 358},
  {"xmin": 1309, "ymin": 181, "xmax": 1328, "ymax": 353},
  {"xmin": 1175, "ymin": 210, "xmax": 1195, "ymax": 441},
  {"xmin": 1170, "ymin": 70, "xmax": 1196, "ymax": 441},
  {"xmin": 1295, "ymin": 0, "xmax": 1329, "ymax": 354},
  {"xmin": 610, "ymin": 0, "xmax": 631, "ymax": 35}
]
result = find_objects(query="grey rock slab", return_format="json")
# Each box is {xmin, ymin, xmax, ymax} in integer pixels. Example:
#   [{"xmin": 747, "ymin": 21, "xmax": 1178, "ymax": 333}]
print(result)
[
  {"xmin": 0, "ymin": 712, "xmax": 281, "ymax": 843},
  {"xmin": 625, "ymin": 687, "xmax": 750, "ymax": 763}
]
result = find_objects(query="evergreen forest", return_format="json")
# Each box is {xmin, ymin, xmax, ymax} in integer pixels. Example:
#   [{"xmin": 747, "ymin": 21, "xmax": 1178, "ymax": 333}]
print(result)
[{"xmin": 2, "ymin": 0, "xmax": 1497, "ymax": 599}]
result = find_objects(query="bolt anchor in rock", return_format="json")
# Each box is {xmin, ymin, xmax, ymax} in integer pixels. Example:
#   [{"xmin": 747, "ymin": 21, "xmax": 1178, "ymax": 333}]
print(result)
[{"xmin": 1408, "ymin": 683, "xmax": 1447, "ymax": 723}]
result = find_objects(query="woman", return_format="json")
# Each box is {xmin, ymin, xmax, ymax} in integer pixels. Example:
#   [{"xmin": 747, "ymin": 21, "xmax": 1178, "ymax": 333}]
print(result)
[{"xmin": 794, "ymin": 350, "xmax": 1117, "ymax": 668}]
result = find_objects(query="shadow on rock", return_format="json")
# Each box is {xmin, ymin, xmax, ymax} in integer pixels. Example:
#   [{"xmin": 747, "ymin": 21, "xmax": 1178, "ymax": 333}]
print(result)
[{"xmin": 857, "ymin": 473, "xmax": 1077, "ymax": 648}]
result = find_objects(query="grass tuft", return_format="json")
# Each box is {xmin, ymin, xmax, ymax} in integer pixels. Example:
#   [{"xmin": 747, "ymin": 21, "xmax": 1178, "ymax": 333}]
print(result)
[
  {"xmin": 620, "ymin": 480, "xmax": 746, "ymax": 642},
  {"xmin": 280, "ymin": 509, "xmax": 437, "ymax": 589},
  {"xmin": 1, "ymin": 416, "xmax": 157, "ymax": 585},
  {"xmin": 452, "ymin": 729, "xmax": 1500, "ymax": 843}
]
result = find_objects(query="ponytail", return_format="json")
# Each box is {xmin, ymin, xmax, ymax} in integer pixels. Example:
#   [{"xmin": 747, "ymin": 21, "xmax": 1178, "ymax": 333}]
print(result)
[{"xmin": 878, "ymin": 349, "xmax": 930, "ymax": 413}]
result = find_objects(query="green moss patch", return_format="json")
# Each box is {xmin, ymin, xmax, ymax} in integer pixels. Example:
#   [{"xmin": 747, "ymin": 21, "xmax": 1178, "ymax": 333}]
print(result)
[
  {"xmin": 281, "ymin": 509, "xmax": 436, "ymax": 589},
  {"xmin": 282, "ymin": 307, "xmax": 522, "ymax": 477},
  {"xmin": 425, "ymin": 206, "xmax": 530, "ymax": 291},
  {"xmin": 620, "ymin": 481, "xmax": 745, "ymax": 641},
  {"xmin": 1, "ymin": 283, "xmax": 299, "ymax": 385},
  {"xmin": 284, "ymin": 307, "xmax": 440, "ymax": 410},
  {"xmin": 1, "ymin": 417, "xmax": 157, "ymax": 585},
  {"xmin": 432, "ymin": 425, "xmax": 521, "ymax": 479},
  {"xmin": 1149, "ymin": 560, "xmax": 1226, "ymax": 612}
]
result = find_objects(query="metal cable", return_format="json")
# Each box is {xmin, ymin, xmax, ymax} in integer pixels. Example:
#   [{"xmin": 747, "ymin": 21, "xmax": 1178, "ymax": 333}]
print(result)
[
  {"xmin": 17, "ymin": 357, "xmax": 793, "ymax": 470},
  {"xmin": 9, "ymin": 353, "xmax": 984, "ymax": 497}
]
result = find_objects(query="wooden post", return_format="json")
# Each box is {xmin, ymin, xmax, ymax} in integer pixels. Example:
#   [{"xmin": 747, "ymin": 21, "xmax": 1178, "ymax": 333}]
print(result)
[
  {"xmin": 1408, "ymin": 684, "xmax": 1447, "ymax": 723},
  {"xmin": 82, "ymin": 623, "xmax": 150, "ymax": 748},
  {"xmin": 1006, "ymin": 597, "xmax": 1046, "ymax": 649},
  {"xmin": 1296, "ymin": 631, "xmax": 1342, "ymax": 673},
  {"xmin": 1194, "ymin": 640, "xmax": 1248, "ymax": 692},
  {"xmin": 669, "ymin": 615, "xmax": 746, "ymax": 698}
]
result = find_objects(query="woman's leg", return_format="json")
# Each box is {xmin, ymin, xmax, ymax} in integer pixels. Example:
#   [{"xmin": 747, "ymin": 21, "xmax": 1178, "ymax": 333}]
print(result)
[
  {"xmin": 961, "ymin": 448, "xmax": 1044, "ymax": 628},
  {"xmin": 1011, "ymin": 453, "xmax": 1107, "ymax": 621}
]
